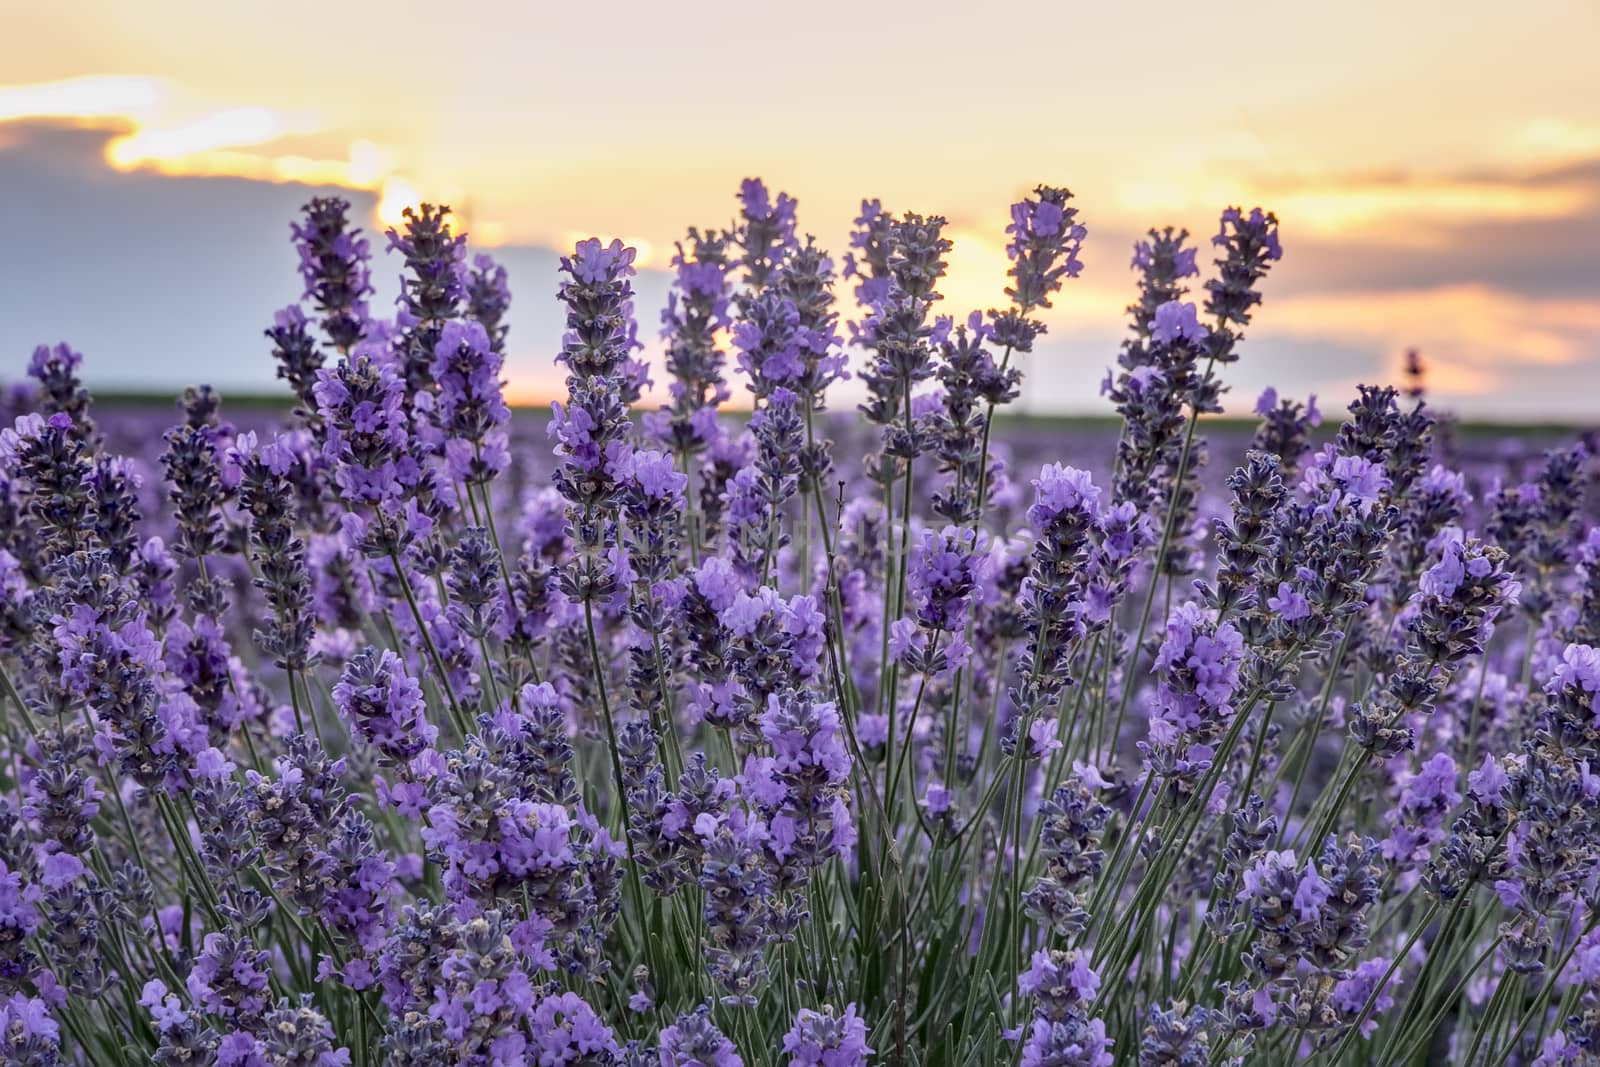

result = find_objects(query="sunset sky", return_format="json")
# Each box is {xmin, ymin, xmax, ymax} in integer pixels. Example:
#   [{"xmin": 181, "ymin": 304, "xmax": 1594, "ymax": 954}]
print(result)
[{"xmin": 3, "ymin": 1, "xmax": 1598, "ymax": 418}]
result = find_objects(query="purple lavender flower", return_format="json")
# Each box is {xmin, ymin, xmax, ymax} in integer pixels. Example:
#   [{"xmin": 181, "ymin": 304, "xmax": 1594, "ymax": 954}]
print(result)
[
  {"xmin": 655, "ymin": 227, "xmax": 734, "ymax": 458},
  {"xmin": 446, "ymin": 526, "xmax": 506, "ymax": 645},
  {"xmin": 734, "ymin": 178, "xmax": 798, "ymax": 294},
  {"xmin": 1237, "ymin": 834, "xmax": 1382, "ymax": 1032},
  {"xmin": 719, "ymin": 588, "xmax": 826, "ymax": 727},
  {"xmin": 929, "ymin": 311, "xmax": 1020, "ymax": 523},
  {"xmin": 52, "ymin": 552, "xmax": 187, "ymax": 789},
  {"xmin": 84, "ymin": 453, "xmax": 142, "ymax": 572},
  {"xmin": 256, "ymin": 995, "xmax": 350, "ymax": 1067},
  {"xmin": 1024, "ymin": 770, "xmax": 1111, "ymax": 936},
  {"xmin": 333, "ymin": 647, "xmax": 437, "ymax": 764},
  {"xmin": 748, "ymin": 690, "xmax": 855, "ymax": 883},
  {"xmin": 857, "ymin": 211, "xmax": 951, "ymax": 463},
  {"xmin": 1019, "ymin": 948, "xmax": 1103, "ymax": 1019},
  {"xmin": 314, "ymin": 352, "xmax": 418, "ymax": 511},
  {"xmin": 0, "ymin": 852, "xmax": 42, "ymax": 986},
  {"xmin": 698, "ymin": 812, "xmax": 774, "ymax": 1006},
  {"xmin": 1251, "ymin": 389, "xmax": 1321, "ymax": 478},
  {"xmin": 529, "ymin": 989, "xmax": 620, "ymax": 1064},
  {"xmin": 733, "ymin": 290, "xmax": 804, "ymax": 401},
  {"xmin": 991, "ymin": 185, "xmax": 1086, "ymax": 354},
  {"xmin": 1205, "ymin": 206, "xmax": 1282, "ymax": 338},
  {"xmin": 388, "ymin": 202, "xmax": 466, "ymax": 397},
  {"xmin": 1383, "ymin": 752, "xmax": 1461, "ymax": 883},
  {"xmin": 406, "ymin": 911, "xmax": 539, "ymax": 1060},
  {"xmin": 292, "ymin": 196, "xmax": 373, "ymax": 353},
  {"xmin": 230, "ymin": 432, "xmax": 316, "ymax": 671},
  {"xmin": 1020, "ymin": 1013, "xmax": 1114, "ymax": 1067},
  {"xmin": 1200, "ymin": 451, "xmax": 1285, "ymax": 619},
  {"xmin": 1149, "ymin": 301, "xmax": 1207, "ymax": 347},
  {"xmin": 906, "ymin": 525, "xmax": 989, "ymax": 635},
  {"xmin": 1139, "ymin": 1002, "xmax": 1221, "ymax": 1066},
  {"xmin": 1351, "ymin": 533, "xmax": 1516, "ymax": 757},
  {"xmin": 432, "ymin": 319, "xmax": 510, "ymax": 485},
  {"xmin": 781, "ymin": 1003, "xmax": 871, "ymax": 1067},
  {"xmin": 659, "ymin": 1005, "xmax": 742, "ymax": 1067},
  {"xmin": 26, "ymin": 343, "xmax": 95, "ymax": 442},
  {"xmin": 1005, "ymin": 464, "xmax": 1101, "ymax": 756},
  {"xmin": 0, "ymin": 993, "xmax": 60, "ymax": 1062},
  {"xmin": 187, "ymin": 932, "xmax": 271, "ymax": 1022},
  {"xmin": 465, "ymin": 251, "xmax": 512, "ymax": 353},
  {"xmin": 245, "ymin": 734, "xmax": 349, "ymax": 913},
  {"xmin": 266, "ymin": 305, "xmax": 327, "ymax": 430},
  {"xmin": 1331, "ymin": 957, "xmax": 1400, "ymax": 1039},
  {"xmin": 161, "ymin": 412, "xmax": 231, "ymax": 570},
  {"xmin": 552, "ymin": 237, "xmax": 640, "ymax": 607},
  {"xmin": 1139, "ymin": 601, "xmax": 1245, "ymax": 802},
  {"xmin": 21, "ymin": 746, "xmax": 100, "ymax": 857},
  {"xmin": 775, "ymin": 236, "xmax": 848, "ymax": 413},
  {"xmin": 722, "ymin": 391, "xmax": 804, "ymax": 584},
  {"xmin": 1127, "ymin": 226, "xmax": 1199, "ymax": 338}
]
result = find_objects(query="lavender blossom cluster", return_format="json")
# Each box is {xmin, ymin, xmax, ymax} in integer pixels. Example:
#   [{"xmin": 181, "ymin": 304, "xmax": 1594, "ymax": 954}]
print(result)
[{"xmin": 0, "ymin": 180, "xmax": 1595, "ymax": 1067}]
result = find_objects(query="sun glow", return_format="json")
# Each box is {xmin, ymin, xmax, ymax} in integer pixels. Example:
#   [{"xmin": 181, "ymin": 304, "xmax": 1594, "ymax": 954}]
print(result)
[{"xmin": 375, "ymin": 176, "xmax": 423, "ymax": 230}]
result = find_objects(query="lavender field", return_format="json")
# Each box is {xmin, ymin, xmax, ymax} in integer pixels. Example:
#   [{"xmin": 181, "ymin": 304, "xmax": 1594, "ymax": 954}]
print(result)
[{"xmin": 2, "ymin": 183, "xmax": 1598, "ymax": 1067}]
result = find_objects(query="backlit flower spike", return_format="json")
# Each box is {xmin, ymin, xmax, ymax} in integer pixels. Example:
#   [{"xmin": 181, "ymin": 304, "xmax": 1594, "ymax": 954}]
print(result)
[{"xmin": 292, "ymin": 196, "xmax": 373, "ymax": 354}]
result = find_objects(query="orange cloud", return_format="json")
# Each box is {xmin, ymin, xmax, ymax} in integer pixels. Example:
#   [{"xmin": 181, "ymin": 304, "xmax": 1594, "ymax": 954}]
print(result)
[
  {"xmin": 1267, "ymin": 284, "xmax": 1600, "ymax": 398},
  {"xmin": 1116, "ymin": 170, "xmax": 1598, "ymax": 247},
  {"xmin": 1506, "ymin": 117, "xmax": 1600, "ymax": 168},
  {"xmin": 1268, "ymin": 181, "xmax": 1593, "ymax": 239}
]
